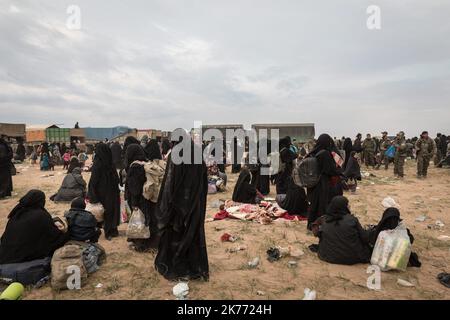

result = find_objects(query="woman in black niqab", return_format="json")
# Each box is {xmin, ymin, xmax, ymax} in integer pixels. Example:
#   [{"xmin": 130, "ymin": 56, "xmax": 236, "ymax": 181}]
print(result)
[
  {"xmin": 276, "ymin": 136, "xmax": 297, "ymax": 194},
  {"xmin": 0, "ymin": 137, "xmax": 13, "ymax": 199},
  {"xmin": 342, "ymin": 138, "xmax": 353, "ymax": 169},
  {"xmin": 0, "ymin": 190, "xmax": 68, "ymax": 264},
  {"xmin": 232, "ymin": 165, "xmax": 260, "ymax": 204},
  {"xmin": 125, "ymin": 144, "xmax": 161, "ymax": 251},
  {"xmin": 306, "ymin": 134, "xmax": 343, "ymax": 230},
  {"xmin": 155, "ymin": 131, "xmax": 209, "ymax": 281},
  {"xmin": 87, "ymin": 143, "xmax": 120, "ymax": 240},
  {"xmin": 257, "ymin": 139, "xmax": 271, "ymax": 195},
  {"xmin": 144, "ymin": 139, "xmax": 162, "ymax": 161}
]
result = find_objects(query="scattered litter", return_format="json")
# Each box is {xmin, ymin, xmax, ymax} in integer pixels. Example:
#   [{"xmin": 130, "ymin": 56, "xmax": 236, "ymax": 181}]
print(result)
[
  {"xmin": 370, "ymin": 182, "xmax": 375, "ymax": 185},
  {"xmin": 288, "ymin": 261, "xmax": 298, "ymax": 268},
  {"xmin": 263, "ymin": 197, "xmax": 276, "ymax": 202},
  {"xmin": 267, "ymin": 247, "xmax": 281, "ymax": 262},
  {"xmin": 95, "ymin": 283, "xmax": 103, "ymax": 289},
  {"xmin": 256, "ymin": 291, "xmax": 265, "ymax": 296},
  {"xmin": 209, "ymin": 200, "xmax": 222, "ymax": 209},
  {"xmin": 221, "ymin": 233, "xmax": 238, "ymax": 243},
  {"xmin": 397, "ymin": 279, "xmax": 415, "ymax": 287},
  {"xmin": 205, "ymin": 218, "xmax": 214, "ymax": 223},
  {"xmin": 214, "ymin": 226, "xmax": 225, "ymax": 232},
  {"xmin": 437, "ymin": 235, "xmax": 450, "ymax": 241},
  {"xmin": 435, "ymin": 220, "xmax": 445, "ymax": 228},
  {"xmin": 415, "ymin": 215, "xmax": 427, "ymax": 222},
  {"xmin": 173, "ymin": 282, "xmax": 189, "ymax": 300},
  {"xmin": 303, "ymin": 288, "xmax": 317, "ymax": 300},
  {"xmin": 382, "ymin": 197, "xmax": 400, "ymax": 209},
  {"xmin": 227, "ymin": 245, "xmax": 247, "ymax": 253},
  {"xmin": 248, "ymin": 257, "xmax": 260, "ymax": 269}
]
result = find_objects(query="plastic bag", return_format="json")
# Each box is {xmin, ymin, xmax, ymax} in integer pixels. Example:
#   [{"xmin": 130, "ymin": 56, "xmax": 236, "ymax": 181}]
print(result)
[
  {"xmin": 385, "ymin": 145, "xmax": 396, "ymax": 158},
  {"xmin": 85, "ymin": 202, "xmax": 105, "ymax": 223},
  {"xmin": 370, "ymin": 223, "xmax": 411, "ymax": 272},
  {"xmin": 126, "ymin": 208, "xmax": 150, "ymax": 239},
  {"xmin": 120, "ymin": 193, "xmax": 131, "ymax": 223}
]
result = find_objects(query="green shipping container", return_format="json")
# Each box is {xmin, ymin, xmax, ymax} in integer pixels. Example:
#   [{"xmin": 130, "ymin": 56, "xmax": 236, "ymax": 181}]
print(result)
[{"xmin": 46, "ymin": 128, "xmax": 71, "ymax": 143}]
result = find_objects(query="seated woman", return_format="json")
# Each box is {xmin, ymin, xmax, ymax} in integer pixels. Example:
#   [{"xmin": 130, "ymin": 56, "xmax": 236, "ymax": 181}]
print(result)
[
  {"xmin": 51, "ymin": 167, "xmax": 86, "ymax": 202},
  {"xmin": 0, "ymin": 190, "xmax": 69, "ymax": 264},
  {"xmin": 343, "ymin": 151, "xmax": 362, "ymax": 193},
  {"xmin": 276, "ymin": 177, "xmax": 308, "ymax": 216},
  {"xmin": 369, "ymin": 207, "xmax": 421, "ymax": 267},
  {"xmin": 67, "ymin": 157, "xmax": 82, "ymax": 173},
  {"xmin": 232, "ymin": 164, "xmax": 263, "ymax": 204},
  {"xmin": 65, "ymin": 197, "xmax": 101, "ymax": 243},
  {"xmin": 316, "ymin": 196, "xmax": 371, "ymax": 265}
]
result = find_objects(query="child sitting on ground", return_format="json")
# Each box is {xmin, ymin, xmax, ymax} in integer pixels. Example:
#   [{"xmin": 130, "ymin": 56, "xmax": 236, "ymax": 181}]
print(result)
[{"xmin": 64, "ymin": 197, "xmax": 101, "ymax": 243}]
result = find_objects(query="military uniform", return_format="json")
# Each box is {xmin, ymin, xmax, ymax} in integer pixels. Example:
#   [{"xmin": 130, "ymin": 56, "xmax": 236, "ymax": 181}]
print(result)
[
  {"xmin": 378, "ymin": 137, "xmax": 391, "ymax": 170},
  {"xmin": 393, "ymin": 135, "xmax": 407, "ymax": 177},
  {"xmin": 362, "ymin": 138, "xmax": 376, "ymax": 168},
  {"xmin": 434, "ymin": 137, "xmax": 442, "ymax": 165},
  {"xmin": 415, "ymin": 137, "xmax": 436, "ymax": 177}
]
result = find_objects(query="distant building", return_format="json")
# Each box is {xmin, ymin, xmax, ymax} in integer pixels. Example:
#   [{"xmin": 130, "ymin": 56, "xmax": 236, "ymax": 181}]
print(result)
[
  {"xmin": 0, "ymin": 123, "xmax": 26, "ymax": 141},
  {"xmin": 251, "ymin": 123, "xmax": 315, "ymax": 143},
  {"xmin": 199, "ymin": 124, "xmax": 244, "ymax": 141}
]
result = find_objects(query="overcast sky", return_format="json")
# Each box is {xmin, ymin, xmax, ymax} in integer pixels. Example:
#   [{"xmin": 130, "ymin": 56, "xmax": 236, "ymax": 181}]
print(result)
[{"xmin": 1, "ymin": 0, "xmax": 449, "ymax": 137}]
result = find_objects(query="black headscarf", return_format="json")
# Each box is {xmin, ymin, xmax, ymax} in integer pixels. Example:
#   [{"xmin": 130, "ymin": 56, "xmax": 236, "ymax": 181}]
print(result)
[
  {"xmin": 161, "ymin": 138, "xmax": 171, "ymax": 155},
  {"xmin": 232, "ymin": 167, "xmax": 258, "ymax": 204},
  {"xmin": 94, "ymin": 143, "xmax": 114, "ymax": 168},
  {"xmin": 279, "ymin": 136, "xmax": 291, "ymax": 150},
  {"xmin": 145, "ymin": 139, "xmax": 162, "ymax": 161},
  {"xmin": 125, "ymin": 144, "xmax": 147, "ymax": 172},
  {"xmin": 325, "ymin": 196, "xmax": 350, "ymax": 223},
  {"xmin": 309, "ymin": 134, "xmax": 334, "ymax": 156},
  {"xmin": 67, "ymin": 157, "xmax": 81, "ymax": 173},
  {"xmin": 371, "ymin": 208, "xmax": 401, "ymax": 244},
  {"xmin": 8, "ymin": 190, "xmax": 46, "ymax": 220},
  {"xmin": 123, "ymin": 136, "xmax": 140, "ymax": 152}
]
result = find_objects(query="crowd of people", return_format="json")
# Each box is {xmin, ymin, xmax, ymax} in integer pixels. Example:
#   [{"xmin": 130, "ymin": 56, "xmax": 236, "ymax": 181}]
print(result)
[{"xmin": 0, "ymin": 128, "xmax": 449, "ymax": 288}]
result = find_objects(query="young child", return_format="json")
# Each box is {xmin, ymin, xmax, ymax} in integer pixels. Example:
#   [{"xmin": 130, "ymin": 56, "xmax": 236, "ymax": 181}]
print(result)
[
  {"xmin": 64, "ymin": 197, "xmax": 101, "ymax": 243},
  {"xmin": 63, "ymin": 151, "xmax": 71, "ymax": 170},
  {"xmin": 343, "ymin": 151, "xmax": 362, "ymax": 193}
]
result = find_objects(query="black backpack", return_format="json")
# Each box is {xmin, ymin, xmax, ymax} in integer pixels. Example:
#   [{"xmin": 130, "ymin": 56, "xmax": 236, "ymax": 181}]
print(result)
[
  {"xmin": 292, "ymin": 155, "xmax": 321, "ymax": 188},
  {"xmin": 0, "ymin": 257, "xmax": 51, "ymax": 285}
]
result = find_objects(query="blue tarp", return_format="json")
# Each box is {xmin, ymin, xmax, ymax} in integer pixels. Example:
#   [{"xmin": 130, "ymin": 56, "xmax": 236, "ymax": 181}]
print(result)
[{"xmin": 83, "ymin": 126, "xmax": 131, "ymax": 141}]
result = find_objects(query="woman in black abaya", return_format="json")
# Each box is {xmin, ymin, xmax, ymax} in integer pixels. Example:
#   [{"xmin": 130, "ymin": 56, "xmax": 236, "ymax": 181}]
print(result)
[
  {"xmin": 0, "ymin": 137, "xmax": 13, "ymax": 199},
  {"xmin": 276, "ymin": 136, "xmax": 297, "ymax": 194},
  {"xmin": 155, "ymin": 132, "xmax": 209, "ymax": 281},
  {"xmin": 342, "ymin": 137, "xmax": 353, "ymax": 169},
  {"xmin": 0, "ymin": 190, "xmax": 68, "ymax": 264},
  {"xmin": 144, "ymin": 139, "xmax": 162, "ymax": 161},
  {"xmin": 232, "ymin": 165, "xmax": 261, "ymax": 204},
  {"xmin": 125, "ymin": 144, "xmax": 161, "ymax": 251},
  {"xmin": 276, "ymin": 177, "xmax": 308, "ymax": 216},
  {"xmin": 87, "ymin": 143, "xmax": 121, "ymax": 240},
  {"xmin": 306, "ymin": 134, "xmax": 343, "ymax": 230},
  {"xmin": 231, "ymin": 137, "xmax": 242, "ymax": 173}
]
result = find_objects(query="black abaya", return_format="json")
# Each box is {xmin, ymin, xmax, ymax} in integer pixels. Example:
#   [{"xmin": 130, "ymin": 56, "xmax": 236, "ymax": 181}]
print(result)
[
  {"xmin": 87, "ymin": 143, "xmax": 120, "ymax": 238},
  {"xmin": 343, "ymin": 138, "xmax": 353, "ymax": 169},
  {"xmin": 155, "ymin": 141, "xmax": 209, "ymax": 281},
  {"xmin": 231, "ymin": 138, "xmax": 241, "ymax": 173},
  {"xmin": 110, "ymin": 142, "xmax": 124, "ymax": 170},
  {"xmin": 232, "ymin": 168, "xmax": 259, "ymax": 204},
  {"xmin": 306, "ymin": 134, "xmax": 343, "ymax": 229},
  {"xmin": 0, "ymin": 138, "xmax": 13, "ymax": 199},
  {"xmin": 278, "ymin": 177, "xmax": 308, "ymax": 216},
  {"xmin": 276, "ymin": 137, "xmax": 297, "ymax": 194},
  {"xmin": 0, "ymin": 190, "xmax": 68, "ymax": 264}
]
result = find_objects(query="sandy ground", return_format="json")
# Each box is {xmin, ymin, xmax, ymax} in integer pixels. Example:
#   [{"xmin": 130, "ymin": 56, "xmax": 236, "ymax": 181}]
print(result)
[{"xmin": 0, "ymin": 159, "xmax": 449, "ymax": 300}]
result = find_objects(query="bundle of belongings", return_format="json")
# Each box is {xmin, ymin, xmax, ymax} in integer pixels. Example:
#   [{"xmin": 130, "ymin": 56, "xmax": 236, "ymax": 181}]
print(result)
[
  {"xmin": 50, "ymin": 241, "xmax": 106, "ymax": 290},
  {"xmin": 131, "ymin": 160, "xmax": 166, "ymax": 203},
  {"xmin": 213, "ymin": 200, "xmax": 306, "ymax": 225}
]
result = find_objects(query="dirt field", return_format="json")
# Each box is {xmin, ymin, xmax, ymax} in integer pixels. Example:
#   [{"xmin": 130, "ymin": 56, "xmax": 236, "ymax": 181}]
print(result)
[{"xmin": 1, "ymin": 160, "xmax": 449, "ymax": 300}]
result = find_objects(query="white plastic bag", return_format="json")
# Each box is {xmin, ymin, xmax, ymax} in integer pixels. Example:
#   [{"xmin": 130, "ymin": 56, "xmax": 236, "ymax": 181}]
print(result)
[
  {"xmin": 126, "ymin": 208, "xmax": 150, "ymax": 239},
  {"xmin": 370, "ymin": 223, "xmax": 411, "ymax": 272},
  {"xmin": 86, "ymin": 202, "xmax": 105, "ymax": 223}
]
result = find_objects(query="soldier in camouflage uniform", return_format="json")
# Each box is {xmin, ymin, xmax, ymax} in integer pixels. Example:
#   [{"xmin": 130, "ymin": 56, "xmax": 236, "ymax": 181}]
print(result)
[
  {"xmin": 415, "ymin": 131, "xmax": 436, "ymax": 179},
  {"xmin": 362, "ymin": 134, "xmax": 376, "ymax": 168},
  {"xmin": 377, "ymin": 131, "xmax": 391, "ymax": 170},
  {"xmin": 434, "ymin": 133, "xmax": 442, "ymax": 166},
  {"xmin": 393, "ymin": 131, "xmax": 407, "ymax": 178}
]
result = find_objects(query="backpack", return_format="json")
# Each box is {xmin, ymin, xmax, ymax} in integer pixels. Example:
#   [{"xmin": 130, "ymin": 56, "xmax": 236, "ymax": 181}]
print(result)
[
  {"xmin": 50, "ymin": 245, "xmax": 88, "ymax": 290},
  {"xmin": 132, "ymin": 160, "xmax": 167, "ymax": 203},
  {"xmin": 0, "ymin": 257, "xmax": 51, "ymax": 286},
  {"xmin": 292, "ymin": 156, "xmax": 321, "ymax": 188}
]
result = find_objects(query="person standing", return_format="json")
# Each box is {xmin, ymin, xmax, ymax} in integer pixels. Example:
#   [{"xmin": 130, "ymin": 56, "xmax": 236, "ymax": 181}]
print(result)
[
  {"xmin": 362, "ymin": 134, "xmax": 376, "ymax": 169},
  {"xmin": 87, "ymin": 143, "xmax": 120, "ymax": 240},
  {"xmin": 377, "ymin": 131, "xmax": 391, "ymax": 170},
  {"xmin": 155, "ymin": 132, "xmax": 209, "ymax": 281},
  {"xmin": 415, "ymin": 131, "xmax": 436, "ymax": 179},
  {"xmin": 353, "ymin": 133, "xmax": 363, "ymax": 162},
  {"xmin": 393, "ymin": 131, "xmax": 407, "ymax": 178},
  {"xmin": 0, "ymin": 136, "xmax": 13, "ymax": 199}
]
